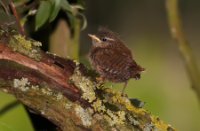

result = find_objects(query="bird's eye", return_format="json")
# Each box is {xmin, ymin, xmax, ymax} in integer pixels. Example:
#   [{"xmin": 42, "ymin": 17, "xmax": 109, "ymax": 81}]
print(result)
[{"xmin": 102, "ymin": 38, "xmax": 107, "ymax": 42}]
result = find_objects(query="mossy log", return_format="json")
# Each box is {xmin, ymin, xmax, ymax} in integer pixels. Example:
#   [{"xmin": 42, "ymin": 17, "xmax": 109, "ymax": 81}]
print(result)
[{"xmin": 0, "ymin": 29, "xmax": 175, "ymax": 131}]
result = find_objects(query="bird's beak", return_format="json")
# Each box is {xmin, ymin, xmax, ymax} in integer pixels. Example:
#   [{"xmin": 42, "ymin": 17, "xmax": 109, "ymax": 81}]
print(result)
[{"xmin": 88, "ymin": 34, "xmax": 101, "ymax": 43}]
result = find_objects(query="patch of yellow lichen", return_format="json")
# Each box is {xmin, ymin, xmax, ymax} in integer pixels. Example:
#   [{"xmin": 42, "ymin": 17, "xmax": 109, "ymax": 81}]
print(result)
[
  {"xmin": 104, "ymin": 88, "xmax": 146, "ymax": 115},
  {"xmin": 151, "ymin": 116, "xmax": 175, "ymax": 131},
  {"xmin": 105, "ymin": 88, "xmax": 175, "ymax": 131},
  {"xmin": 70, "ymin": 65, "xmax": 175, "ymax": 130},
  {"xmin": 13, "ymin": 35, "xmax": 32, "ymax": 50},
  {"xmin": 104, "ymin": 88, "xmax": 176, "ymax": 130},
  {"xmin": 8, "ymin": 34, "xmax": 42, "ymax": 61}
]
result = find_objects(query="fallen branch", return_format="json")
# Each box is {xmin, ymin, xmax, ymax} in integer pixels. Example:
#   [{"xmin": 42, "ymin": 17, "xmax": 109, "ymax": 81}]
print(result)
[{"xmin": 0, "ymin": 29, "xmax": 175, "ymax": 131}]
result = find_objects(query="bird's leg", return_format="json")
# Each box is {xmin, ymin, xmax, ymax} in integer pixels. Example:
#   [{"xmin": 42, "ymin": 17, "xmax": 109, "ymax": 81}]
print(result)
[
  {"xmin": 96, "ymin": 76, "xmax": 105, "ymax": 84},
  {"xmin": 121, "ymin": 81, "xmax": 128, "ymax": 94},
  {"xmin": 95, "ymin": 76, "xmax": 105, "ymax": 87}
]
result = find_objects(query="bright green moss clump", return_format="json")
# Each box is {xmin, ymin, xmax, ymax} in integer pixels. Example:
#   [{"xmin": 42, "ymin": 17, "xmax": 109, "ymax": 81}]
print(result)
[{"xmin": 9, "ymin": 35, "xmax": 42, "ymax": 61}]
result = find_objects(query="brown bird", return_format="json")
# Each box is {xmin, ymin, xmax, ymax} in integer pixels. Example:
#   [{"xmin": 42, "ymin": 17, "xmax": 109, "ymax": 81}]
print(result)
[{"xmin": 88, "ymin": 27, "xmax": 144, "ymax": 93}]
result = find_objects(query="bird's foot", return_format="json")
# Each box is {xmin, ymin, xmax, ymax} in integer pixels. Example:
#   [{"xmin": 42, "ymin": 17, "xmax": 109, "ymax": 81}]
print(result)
[
  {"xmin": 121, "ymin": 92, "xmax": 128, "ymax": 97},
  {"xmin": 96, "ymin": 76, "xmax": 105, "ymax": 83}
]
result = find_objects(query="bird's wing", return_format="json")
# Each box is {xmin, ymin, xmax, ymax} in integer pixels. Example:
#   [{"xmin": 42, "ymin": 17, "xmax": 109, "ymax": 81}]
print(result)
[{"xmin": 93, "ymin": 48, "xmax": 134, "ymax": 76}]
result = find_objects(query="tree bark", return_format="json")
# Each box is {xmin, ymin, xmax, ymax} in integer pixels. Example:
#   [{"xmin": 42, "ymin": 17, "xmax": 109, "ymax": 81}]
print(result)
[{"xmin": 0, "ymin": 29, "xmax": 175, "ymax": 131}]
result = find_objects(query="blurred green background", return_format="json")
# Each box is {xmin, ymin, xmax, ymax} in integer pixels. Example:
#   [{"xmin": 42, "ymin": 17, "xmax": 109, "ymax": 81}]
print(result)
[{"xmin": 0, "ymin": 0, "xmax": 200, "ymax": 131}]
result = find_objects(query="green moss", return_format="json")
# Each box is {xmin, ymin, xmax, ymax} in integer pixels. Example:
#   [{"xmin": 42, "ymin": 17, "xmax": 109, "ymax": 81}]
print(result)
[{"xmin": 8, "ymin": 35, "xmax": 42, "ymax": 61}]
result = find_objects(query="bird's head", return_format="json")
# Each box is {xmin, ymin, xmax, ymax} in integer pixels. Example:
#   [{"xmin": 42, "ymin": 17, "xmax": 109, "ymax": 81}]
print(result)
[{"xmin": 88, "ymin": 27, "xmax": 122, "ymax": 48}]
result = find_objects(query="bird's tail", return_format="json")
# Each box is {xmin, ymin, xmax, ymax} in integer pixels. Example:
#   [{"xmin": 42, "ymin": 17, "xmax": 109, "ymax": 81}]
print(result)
[{"xmin": 131, "ymin": 65, "xmax": 145, "ymax": 80}]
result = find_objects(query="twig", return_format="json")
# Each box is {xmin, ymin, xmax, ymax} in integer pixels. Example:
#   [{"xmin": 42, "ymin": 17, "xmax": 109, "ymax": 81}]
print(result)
[
  {"xmin": 9, "ymin": 0, "xmax": 25, "ymax": 35},
  {"xmin": 166, "ymin": 0, "xmax": 200, "ymax": 100},
  {"xmin": 0, "ymin": 1, "xmax": 10, "ymax": 15}
]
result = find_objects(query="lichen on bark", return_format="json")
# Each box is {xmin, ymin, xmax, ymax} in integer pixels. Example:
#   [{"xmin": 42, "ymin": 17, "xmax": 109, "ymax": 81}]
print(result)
[
  {"xmin": 8, "ymin": 34, "xmax": 42, "ymax": 61},
  {"xmin": 69, "ymin": 65, "xmax": 175, "ymax": 130}
]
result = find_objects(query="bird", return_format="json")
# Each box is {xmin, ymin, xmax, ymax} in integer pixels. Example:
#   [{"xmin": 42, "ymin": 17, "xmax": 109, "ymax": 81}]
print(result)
[{"xmin": 88, "ymin": 27, "xmax": 144, "ymax": 93}]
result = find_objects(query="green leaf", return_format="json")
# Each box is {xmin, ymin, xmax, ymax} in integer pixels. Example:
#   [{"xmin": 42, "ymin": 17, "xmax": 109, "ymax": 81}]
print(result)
[
  {"xmin": 35, "ymin": 1, "xmax": 52, "ymax": 30},
  {"xmin": 71, "ymin": 4, "xmax": 85, "ymax": 11},
  {"xmin": 49, "ymin": 0, "xmax": 62, "ymax": 22},
  {"xmin": 60, "ymin": 0, "xmax": 87, "ymax": 30},
  {"xmin": 0, "ymin": 93, "xmax": 34, "ymax": 131},
  {"xmin": 0, "ymin": 122, "xmax": 15, "ymax": 131},
  {"xmin": 66, "ymin": 12, "xmax": 75, "ymax": 29},
  {"xmin": 79, "ymin": 13, "xmax": 87, "ymax": 30},
  {"xmin": 60, "ymin": 0, "xmax": 73, "ymax": 13},
  {"xmin": 77, "ymin": 0, "xmax": 85, "ymax": 6}
]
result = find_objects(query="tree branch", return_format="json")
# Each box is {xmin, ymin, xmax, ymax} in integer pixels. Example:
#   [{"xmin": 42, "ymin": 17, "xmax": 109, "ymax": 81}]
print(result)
[
  {"xmin": 0, "ymin": 29, "xmax": 175, "ymax": 131},
  {"xmin": 166, "ymin": 0, "xmax": 200, "ymax": 101}
]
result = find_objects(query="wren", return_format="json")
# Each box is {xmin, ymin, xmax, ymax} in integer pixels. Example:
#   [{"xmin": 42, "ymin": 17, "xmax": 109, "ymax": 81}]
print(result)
[{"xmin": 88, "ymin": 27, "xmax": 144, "ymax": 93}]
